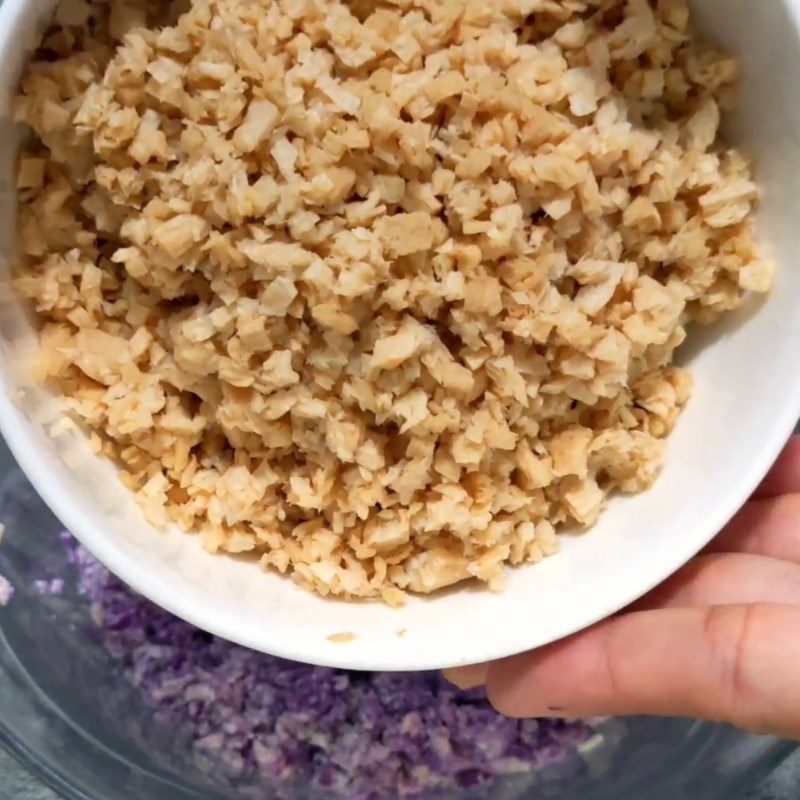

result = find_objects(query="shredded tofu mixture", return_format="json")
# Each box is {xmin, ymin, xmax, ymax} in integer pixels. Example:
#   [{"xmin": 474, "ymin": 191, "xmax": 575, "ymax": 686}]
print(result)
[{"xmin": 14, "ymin": 0, "xmax": 773, "ymax": 604}]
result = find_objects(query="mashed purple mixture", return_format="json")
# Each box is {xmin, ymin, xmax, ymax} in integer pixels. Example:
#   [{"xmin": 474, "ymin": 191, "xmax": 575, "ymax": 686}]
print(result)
[{"xmin": 44, "ymin": 533, "xmax": 591, "ymax": 799}]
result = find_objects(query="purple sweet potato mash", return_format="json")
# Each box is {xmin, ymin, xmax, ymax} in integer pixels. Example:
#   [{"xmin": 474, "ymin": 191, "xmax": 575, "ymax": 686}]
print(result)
[{"xmin": 55, "ymin": 533, "xmax": 592, "ymax": 799}]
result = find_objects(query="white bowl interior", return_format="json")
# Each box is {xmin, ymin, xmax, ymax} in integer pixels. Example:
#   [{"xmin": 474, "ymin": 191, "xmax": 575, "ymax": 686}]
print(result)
[{"xmin": 0, "ymin": 0, "xmax": 799, "ymax": 671}]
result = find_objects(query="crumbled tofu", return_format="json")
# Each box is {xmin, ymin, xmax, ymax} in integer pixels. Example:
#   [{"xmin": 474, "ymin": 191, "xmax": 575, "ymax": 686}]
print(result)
[
  {"xmin": 233, "ymin": 99, "xmax": 279, "ymax": 154},
  {"xmin": 327, "ymin": 632, "xmax": 357, "ymax": 643},
  {"xmin": 12, "ymin": 0, "xmax": 771, "ymax": 605}
]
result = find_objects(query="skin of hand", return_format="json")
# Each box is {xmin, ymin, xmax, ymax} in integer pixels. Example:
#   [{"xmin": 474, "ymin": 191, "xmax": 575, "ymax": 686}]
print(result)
[{"xmin": 444, "ymin": 435, "xmax": 800, "ymax": 739}]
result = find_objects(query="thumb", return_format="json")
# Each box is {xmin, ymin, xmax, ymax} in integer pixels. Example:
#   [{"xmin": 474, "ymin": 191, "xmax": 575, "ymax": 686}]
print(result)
[{"xmin": 485, "ymin": 604, "xmax": 800, "ymax": 739}]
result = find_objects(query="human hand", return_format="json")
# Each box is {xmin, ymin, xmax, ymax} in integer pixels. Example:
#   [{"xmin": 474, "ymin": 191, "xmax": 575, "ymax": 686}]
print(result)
[{"xmin": 445, "ymin": 436, "xmax": 800, "ymax": 739}]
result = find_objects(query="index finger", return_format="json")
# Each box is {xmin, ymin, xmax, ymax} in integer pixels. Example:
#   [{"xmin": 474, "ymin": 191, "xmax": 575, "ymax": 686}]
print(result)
[
  {"xmin": 485, "ymin": 604, "xmax": 800, "ymax": 739},
  {"xmin": 754, "ymin": 435, "xmax": 800, "ymax": 499}
]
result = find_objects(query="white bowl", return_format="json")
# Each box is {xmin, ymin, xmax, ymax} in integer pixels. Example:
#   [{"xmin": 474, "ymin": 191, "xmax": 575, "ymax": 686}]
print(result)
[{"xmin": 1, "ymin": 0, "xmax": 800, "ymax": 672}]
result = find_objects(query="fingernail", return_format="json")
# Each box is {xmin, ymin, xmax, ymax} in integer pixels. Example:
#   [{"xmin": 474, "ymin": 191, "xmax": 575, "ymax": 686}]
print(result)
[
  {"xmin": 443, "ymin": 664, "xmax": 488, "ymax": 690},
  {"xmin": 487, "ymin": 697, "xmax": 568, "ymax": 719}
]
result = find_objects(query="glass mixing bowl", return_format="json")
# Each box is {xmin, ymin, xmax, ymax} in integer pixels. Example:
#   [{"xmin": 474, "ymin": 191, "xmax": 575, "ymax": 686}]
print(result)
[{"xmin": 0, "ymin": 434, "xmax": 795, "ymax": 800}]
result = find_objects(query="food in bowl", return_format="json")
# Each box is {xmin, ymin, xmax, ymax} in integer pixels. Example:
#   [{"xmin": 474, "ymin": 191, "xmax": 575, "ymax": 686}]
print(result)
[
  {"xmin": 22, "ymin": 531, "xmax": 590, "ymax": 799},
  {"xmin": 12, "ymin": 0, "xmax": 772, "ymax": 605}
]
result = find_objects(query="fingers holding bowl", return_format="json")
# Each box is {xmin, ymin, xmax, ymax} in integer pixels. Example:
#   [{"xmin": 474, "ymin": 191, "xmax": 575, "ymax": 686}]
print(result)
[
  {"xmin": 753, "ymin": 436, "xmax": 800, "ymax": 499},
  {"xmin": 636, "ymin": 552, "xmax": 800, "ymax": 609},
  {"xmin": 707, "ymin": 494, "xmax": 800, "ymax": 563},
  {"xmin": 484, "ymin": 604, "xmax": 800, "ymax": 738}
]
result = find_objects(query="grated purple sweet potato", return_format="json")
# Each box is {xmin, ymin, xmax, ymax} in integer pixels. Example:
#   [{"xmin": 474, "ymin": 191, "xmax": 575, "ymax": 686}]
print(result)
[{"xmin": 53, "ymin": 533, "xmax": 592, "ymax": 799}]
